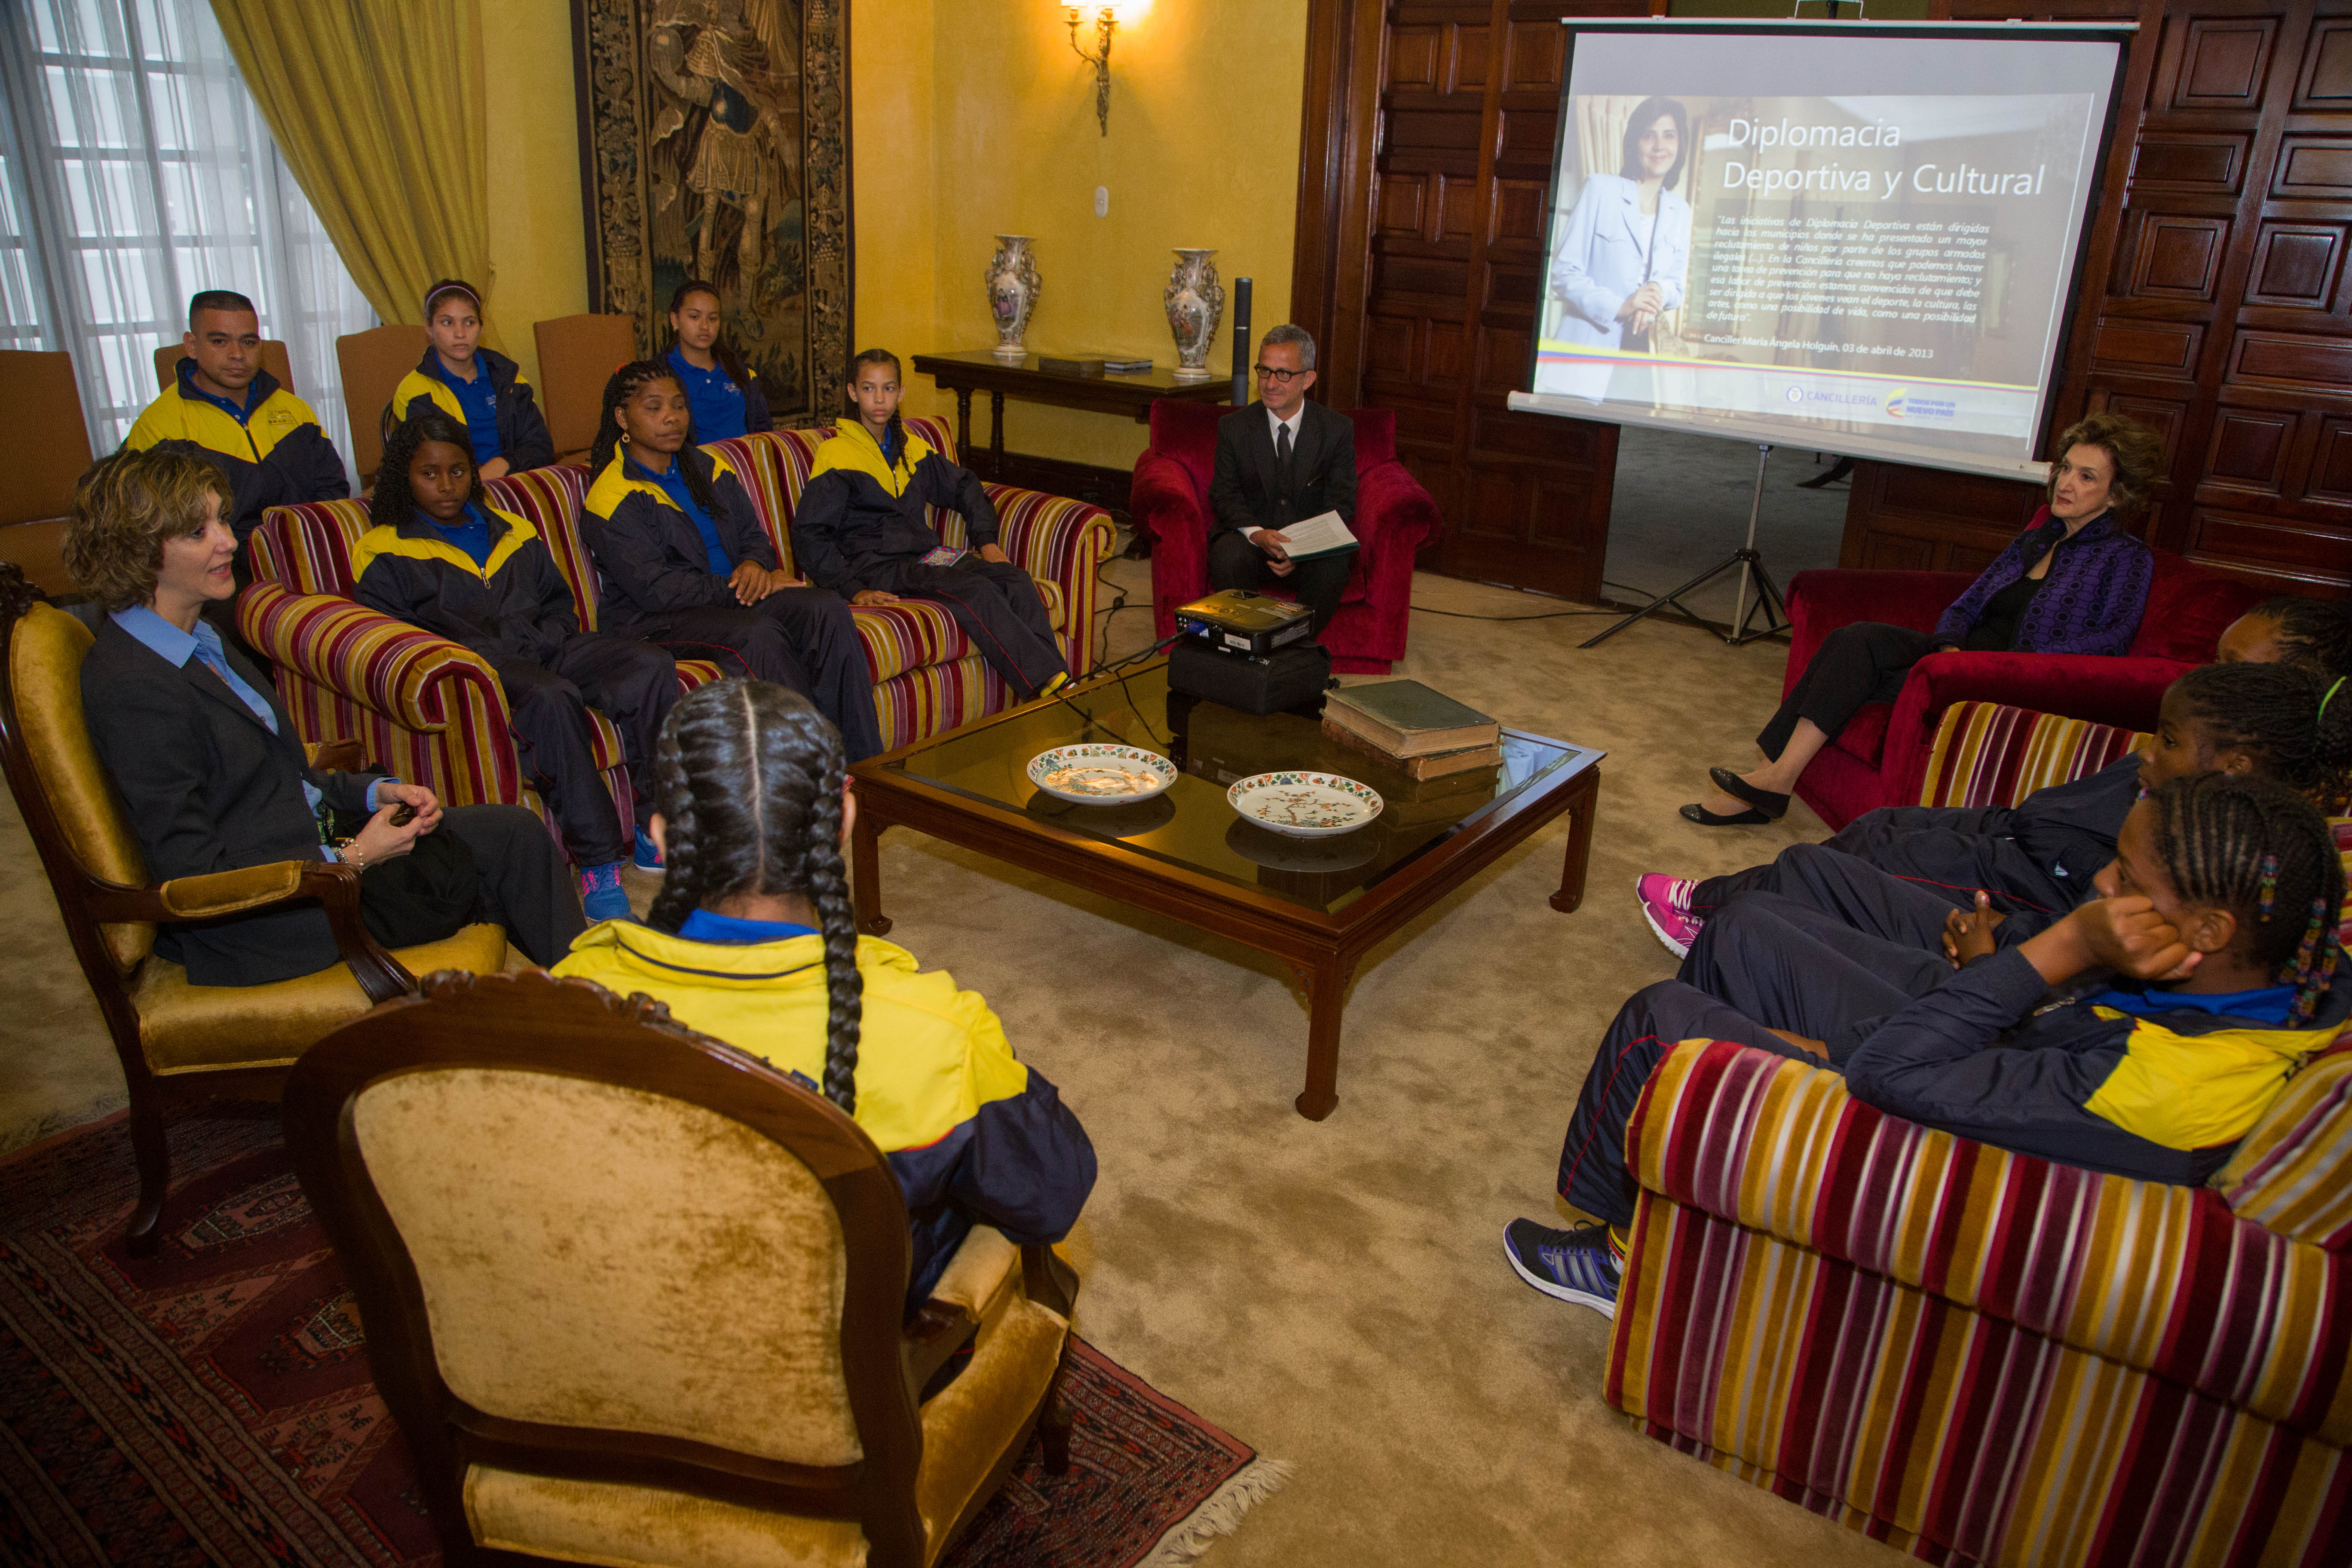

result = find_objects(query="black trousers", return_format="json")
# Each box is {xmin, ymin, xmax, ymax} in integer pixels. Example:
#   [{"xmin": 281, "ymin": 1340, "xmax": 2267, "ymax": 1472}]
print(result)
[
  {"xmin": 619, "ymin": 591, "xmax": 884, "ymax": 761},
  {"xmin": 1555, "ymin": 980, "xmax": 1831, "ymax": 1228},
  {"xmin": 429, "ymin": 802, "xmax": 585, "ymax": 967},
  {"xmin": 1758, "ymin": 620, "xmax": 1939, "ymax": 760},
  {"xmin": 492, "ymin": 634, "xmax": 677, "ymax": 868},
  {"xmin": 1207, "ymin": 527, "xmax": 1351, "ymax": 637},
  {"xmin": 1677, "ymin": 884, "xmax": 1949, "ymax": 1023},
  {"xmin": 1691, "ymin": 811, "xmax": 2079, "ymax": 923},
  {"xmin": 874, "ymin": 557, "xmax": 1067, "ymax": 701}
]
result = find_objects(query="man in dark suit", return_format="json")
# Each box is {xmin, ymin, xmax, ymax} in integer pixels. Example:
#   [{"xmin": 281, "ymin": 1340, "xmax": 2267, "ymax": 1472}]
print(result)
[
  {"xmin": 67, "ymin": 447, "xmax": 583, "ymax": 988},
  {"xmin": 1206, "ymin": 324, "xmax": 1357, "ymax": 636}
]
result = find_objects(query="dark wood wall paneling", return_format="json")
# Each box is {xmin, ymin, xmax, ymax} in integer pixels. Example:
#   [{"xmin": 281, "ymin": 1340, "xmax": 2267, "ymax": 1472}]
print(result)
[
  {"xmin": 1295, "ymin": 1, "xmax": 1647, "ymax": 603},
  {"xmin": 1844, "ymin": 0, "xmax": 2352, "ymax": 596}
]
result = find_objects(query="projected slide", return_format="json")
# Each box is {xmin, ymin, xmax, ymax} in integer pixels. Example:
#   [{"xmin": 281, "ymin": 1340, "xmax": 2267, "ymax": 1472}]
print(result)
[{"xmin": 1516, "ymin": 24, "xmax": 2125, "ymax": 480}]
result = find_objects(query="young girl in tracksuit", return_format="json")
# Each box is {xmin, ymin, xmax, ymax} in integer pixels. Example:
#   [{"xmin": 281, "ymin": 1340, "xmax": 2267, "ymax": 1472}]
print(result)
[
  {"xmin": 1509, "ymin": 770, "xmax": 2350, "ymax": 1319},
  {"xmin": 789, "ymin": 349, "xmax": 1069, "ymax": 702},
  {"xmin": 578, "ymin": 359, "xmax": 882, "ymax": 763},
  {"xmin": 390, "ymin": 279, "xmax": 554, "ymax": 479},
  {"xmin": 552, "ymin": 679, "xmax": 1096, "ymax": 1313},
  {"xmin": 352, "ymin": 410, "xmax": 672, "ymax": 919}
]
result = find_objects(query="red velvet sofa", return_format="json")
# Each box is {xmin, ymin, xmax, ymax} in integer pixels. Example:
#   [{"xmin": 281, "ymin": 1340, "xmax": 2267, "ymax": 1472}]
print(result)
[
  {"xmin": 1782, "ymin": 552, "xmax": 2265, "ymax": 829},
  {"xmin": 1129, "ymin": 399, "xmax": 1442, "ymax": 674}
]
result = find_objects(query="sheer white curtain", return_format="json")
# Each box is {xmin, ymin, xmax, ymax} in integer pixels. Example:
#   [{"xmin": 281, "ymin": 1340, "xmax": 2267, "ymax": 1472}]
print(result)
[{"xmin": 0, "ymin": 0, "xmax": 374, "ymax": 480}]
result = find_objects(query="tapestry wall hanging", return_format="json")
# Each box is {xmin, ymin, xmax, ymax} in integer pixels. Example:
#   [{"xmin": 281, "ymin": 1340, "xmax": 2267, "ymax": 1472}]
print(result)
[{"xmin": 572, "ymin": 0, "xmax": 851, "ymax": 426}]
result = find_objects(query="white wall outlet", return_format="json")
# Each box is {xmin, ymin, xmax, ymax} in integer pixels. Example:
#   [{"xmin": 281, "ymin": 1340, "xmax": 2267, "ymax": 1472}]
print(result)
[{"xmin": 1094, "ymin": 185, "xmax": 1109, "ymax": 218}]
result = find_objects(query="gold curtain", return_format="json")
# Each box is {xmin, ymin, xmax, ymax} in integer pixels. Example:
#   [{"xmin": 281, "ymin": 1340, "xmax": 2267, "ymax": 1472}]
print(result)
[{"xmin": 209, "ymin": 0, "xmax": 495, "ymax": 340}]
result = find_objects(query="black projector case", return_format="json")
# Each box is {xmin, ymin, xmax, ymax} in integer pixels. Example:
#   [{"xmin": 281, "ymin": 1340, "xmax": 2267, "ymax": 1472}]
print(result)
[{"xmin": 1168, "ymin": 638, "xmax": 1332, "ymax": 716}]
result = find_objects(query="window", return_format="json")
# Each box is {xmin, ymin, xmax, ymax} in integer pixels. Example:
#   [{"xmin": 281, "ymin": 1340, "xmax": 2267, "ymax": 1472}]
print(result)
[{"xmin": 0, "ymin": 0, "xmax": 374, "ymax": 475}]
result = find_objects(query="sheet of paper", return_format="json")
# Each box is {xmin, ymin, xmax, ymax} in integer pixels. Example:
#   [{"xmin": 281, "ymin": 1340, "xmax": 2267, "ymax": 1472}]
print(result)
[{"xmin": 1277, "ymin": 510, "xmax": 1359, "ymax": 559}]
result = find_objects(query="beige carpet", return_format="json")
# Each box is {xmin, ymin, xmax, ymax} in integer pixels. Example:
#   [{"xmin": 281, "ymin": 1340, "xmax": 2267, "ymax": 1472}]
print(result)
[{"xmin": 0, "ymin": 560, "xmax": 1903, "ymax": 1566}]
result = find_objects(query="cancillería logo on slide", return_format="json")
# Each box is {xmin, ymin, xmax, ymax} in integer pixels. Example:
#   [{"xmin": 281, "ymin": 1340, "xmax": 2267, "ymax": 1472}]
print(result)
[
  {"xmin": 1783, "ymin": 385, "xmax": 1876, "ymax": 408},
  {"xmin": 1884, "ymin": 392, "xmax": 1959, "ymax": 420}
]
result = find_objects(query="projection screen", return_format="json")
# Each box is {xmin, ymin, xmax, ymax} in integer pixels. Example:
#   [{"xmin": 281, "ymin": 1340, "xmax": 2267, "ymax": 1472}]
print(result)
[{"xmin": 1509, "ymin": 20, "xmax": 2132, "ymax": 483}]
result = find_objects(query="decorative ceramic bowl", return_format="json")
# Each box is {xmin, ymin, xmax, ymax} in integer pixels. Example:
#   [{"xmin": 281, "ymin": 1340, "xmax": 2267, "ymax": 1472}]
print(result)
[
  {"xmin": 1225, "ymin": 771, "xmax": 1384, "ymax": 838},
  {"xmin": 1026, "ymin": 743, "xmax": 1177, "ymax": 805}
]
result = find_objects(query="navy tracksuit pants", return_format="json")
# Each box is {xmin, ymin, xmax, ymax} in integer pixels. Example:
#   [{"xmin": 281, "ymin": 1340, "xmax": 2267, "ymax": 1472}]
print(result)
[
  {"xmin": 1689, "ymin": 806, "xmax": 2079, "ymax": 922},
  {"xmin": 1558, "ymin": 889, "xmax": 1943, "ymax": 1228},
  {"xmin": 619, "ymin": 592, "xmax": 885, "ymax": 762},
  {"xmin": 493, "ymin": 634, "xmax": 677, "ymax": 870},
  {"xmin": 874, "ymin": 556, "xmax": 1068, "ymax": 702}
]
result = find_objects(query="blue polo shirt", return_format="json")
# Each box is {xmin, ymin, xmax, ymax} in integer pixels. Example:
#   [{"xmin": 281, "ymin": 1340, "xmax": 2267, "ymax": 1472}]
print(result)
[
  {"xmin": 677, "ymin": 908, "xmax": 820, "ymax": 944},
  {"xmin": 177, "ymin": 363, "xmax": 254, "ymax": 424},
  {"xmin": 667, "ymin": 346, "xmax": 749, "ymax": 441},
  {"xmin": 431, "ymin": 352, "xmax": 502, "ymax": 466},
  {"xmin": 427, "ymin": 503, "xmax": 495, "ymax": 567},
  {"xmin": 627, "ymin": 453, "xmax": 732, "ymax": 574}
]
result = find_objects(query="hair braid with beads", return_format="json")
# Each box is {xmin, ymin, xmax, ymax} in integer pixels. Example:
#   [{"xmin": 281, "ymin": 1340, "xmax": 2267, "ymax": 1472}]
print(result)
[
  {"xmin": 2245, "ymin": 595, "xmax": 2352, "ymax": 682},
  {"xmin": 2145, "ymin": 772, "xmax": 2345, "ymax": 1018},
  {"xmin": 2170, "ymin": 661, "xmax": 2352, "ymax": 805},
  {"xmin": 645, "ymin": 679, "xmax": 864, "ymax": 1112},
  {"xmin": 590, "ymin": 359, "xmax": 725, "ymax": 520}
]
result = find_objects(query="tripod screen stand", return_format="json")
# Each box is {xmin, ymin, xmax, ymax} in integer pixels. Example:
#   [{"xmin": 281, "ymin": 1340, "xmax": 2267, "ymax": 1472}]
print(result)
[{"xmin": 1580, "ymin": 441, "xmax": 1794, "ymax": 650}]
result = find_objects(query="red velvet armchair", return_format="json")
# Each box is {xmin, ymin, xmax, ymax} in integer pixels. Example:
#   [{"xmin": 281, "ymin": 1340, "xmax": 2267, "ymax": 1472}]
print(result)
[
  {"xmin": 1782, "ymin": 552, "xmax": 2265, "ymax": 829},
  {"xmin": 1130, "ymin": 399, "xmax": 1442, "ymax": 674}
]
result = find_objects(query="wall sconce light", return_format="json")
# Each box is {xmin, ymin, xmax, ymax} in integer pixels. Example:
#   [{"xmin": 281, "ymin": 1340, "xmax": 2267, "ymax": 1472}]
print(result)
[{"xmin": 1063, "ymin": 5, "xmax": 1120, "ymax": 137}]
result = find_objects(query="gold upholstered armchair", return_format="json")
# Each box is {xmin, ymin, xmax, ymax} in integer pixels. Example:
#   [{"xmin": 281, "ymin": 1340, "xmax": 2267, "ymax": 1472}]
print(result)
[
  {"xmin": 281, "ymin": 969, "xmax": 1079, "ymax": 1568},
  {"xmin": 0, "ymin": 567, "xmax": 507, "ymax": 1255}
]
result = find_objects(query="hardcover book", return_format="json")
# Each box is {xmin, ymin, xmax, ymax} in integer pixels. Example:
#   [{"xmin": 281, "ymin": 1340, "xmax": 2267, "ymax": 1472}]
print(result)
[
  {"xmin": 1323, "ymin": 681, "xmax": 1501, "ymax": 758},
  {"xmin": 1320, "ymin": 719, "xmax": 1503, "ymax": 780}
]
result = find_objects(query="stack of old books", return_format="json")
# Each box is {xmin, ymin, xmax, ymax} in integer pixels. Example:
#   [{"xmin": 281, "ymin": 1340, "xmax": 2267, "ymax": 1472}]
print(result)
[{"xmin": 1321, "ymin": 680, "xmax": 1501, "ymax": 779}]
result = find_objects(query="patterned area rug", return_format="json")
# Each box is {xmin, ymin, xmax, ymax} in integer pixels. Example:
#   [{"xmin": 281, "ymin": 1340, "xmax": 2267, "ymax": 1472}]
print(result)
[{"xmin": 0, "ymin": 1112, "xmax": 1287, "ymax": 1566}]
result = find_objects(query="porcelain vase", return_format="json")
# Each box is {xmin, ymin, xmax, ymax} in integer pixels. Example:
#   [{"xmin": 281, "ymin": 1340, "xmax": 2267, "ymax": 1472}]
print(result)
[
  {"xmin": 986, "ymin": 235, "xmax": 1041, "ymax": 361},
  {"xmin": 1164, "ymin": 248, "xmax": 1224, "ymax": 380}
]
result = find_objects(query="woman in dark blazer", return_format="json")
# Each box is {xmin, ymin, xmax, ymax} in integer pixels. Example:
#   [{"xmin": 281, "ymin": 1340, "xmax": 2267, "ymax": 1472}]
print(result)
[
  {"xmin": 65, "ymin": 447, "xmax": 582, "ymax": 987},
  {"xmin": 1687, "ymin": 412, "xmax": 2165, "ymax": 826}
]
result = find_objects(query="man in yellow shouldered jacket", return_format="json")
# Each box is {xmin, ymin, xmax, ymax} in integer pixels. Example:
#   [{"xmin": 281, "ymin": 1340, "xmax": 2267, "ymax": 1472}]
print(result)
[{"xmin": 123, "ymin": 290, "xmax": 349, "ymax": 549}]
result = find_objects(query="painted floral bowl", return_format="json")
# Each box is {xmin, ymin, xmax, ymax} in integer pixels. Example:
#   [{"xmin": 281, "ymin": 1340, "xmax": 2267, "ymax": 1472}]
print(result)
[
  {"xmin": 1225, "ymin": 771, "xmax": 1384, "ymax": 839},
  {"xmin": 1026, "ymin": 743, "xmax": 1177, "ymax": 805}
]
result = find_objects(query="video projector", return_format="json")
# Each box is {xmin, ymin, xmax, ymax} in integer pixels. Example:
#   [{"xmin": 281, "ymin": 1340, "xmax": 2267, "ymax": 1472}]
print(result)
[{"xmin": 1167, "ymin": 589, "xmax": 1329, "ymax": 715}]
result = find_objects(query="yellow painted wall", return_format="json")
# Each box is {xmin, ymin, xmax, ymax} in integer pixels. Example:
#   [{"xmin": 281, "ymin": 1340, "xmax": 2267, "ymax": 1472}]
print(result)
[
  {"xmin": 482, "ymin": 0, "xmax": 1305, "ymax": 466},
  {"xmin": 854, "ymin": 0, "xmax": 1309, "ymax": 470},
  {"xmin": 481, "ymin": 0, "xmax": 588, "ymax": 388}
]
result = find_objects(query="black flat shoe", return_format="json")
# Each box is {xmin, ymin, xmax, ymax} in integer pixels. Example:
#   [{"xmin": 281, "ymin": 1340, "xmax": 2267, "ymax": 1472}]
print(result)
[
  {"xmin": 1708, "ymin": 766, "xmax": 1789, "ymax": 820},
  {"xmin": 1681, "ymin": 802, "xmax": 1771, "ymax": 827}
]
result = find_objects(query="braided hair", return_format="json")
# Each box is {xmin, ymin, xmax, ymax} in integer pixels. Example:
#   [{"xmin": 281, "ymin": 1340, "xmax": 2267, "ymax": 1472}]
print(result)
[
  {"xmin": 848, "ymin": 347, "xmax": 906, "ymax": 467},
  {"xmin": 646, "ymin": 679, "xmax": 864, "ymax": 1113},
  {"xmin": 2247, "ymin": 595, "xmax": 2352, "ymax": 681},
  {"xmin": 2170, "ymin": 661, "xmax": 2352, "ymax": 805},
  {"xmin": 370, "ymin": 408, "xmax": 484, "ymax": 533},
  {"xmin": 590, "ymin": 359, "xmax": 724, "ymax": 521},
  {"xmin": 2146, "ymin": 772, "xmax": 2345, "ymax": 1019},
  {"xmin": 665, "ymin": 279, "xmax": 753, "ymax": 391}
]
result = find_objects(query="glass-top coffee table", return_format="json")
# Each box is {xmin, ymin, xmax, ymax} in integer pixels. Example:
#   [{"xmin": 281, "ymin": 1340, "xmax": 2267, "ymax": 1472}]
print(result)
[{"xmin": 849, "ymin": 660, "xmax": 1603, "ymax": 1119}]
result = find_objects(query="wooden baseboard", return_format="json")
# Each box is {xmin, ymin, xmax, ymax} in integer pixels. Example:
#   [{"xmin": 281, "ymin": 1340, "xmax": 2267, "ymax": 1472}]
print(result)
[{"xmin": 968, "ymin": 448, "xmax": 1133, "ymax": 521}]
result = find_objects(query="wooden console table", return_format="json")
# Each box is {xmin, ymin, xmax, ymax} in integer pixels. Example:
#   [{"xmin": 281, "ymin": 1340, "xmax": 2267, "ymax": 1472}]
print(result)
[{"xmin": 911, "ymin": 350, "xmax": 1231, "ymax": 475}]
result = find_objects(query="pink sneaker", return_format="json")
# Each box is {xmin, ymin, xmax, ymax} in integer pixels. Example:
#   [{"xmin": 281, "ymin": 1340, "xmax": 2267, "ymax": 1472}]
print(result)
[{"xmin": 1635, "ymin": 874, "xmax": 1703, "ymax": 959}]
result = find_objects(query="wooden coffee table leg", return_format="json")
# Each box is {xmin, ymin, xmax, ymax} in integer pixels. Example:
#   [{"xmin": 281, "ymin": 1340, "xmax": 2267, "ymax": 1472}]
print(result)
[
  {"xmin": 1295, "ymin": 958, "xmax": 1354, "ymax": 1121},
  {"xmin": 1550, "ymin": 771, "xmax": 1600, "ymax": 913},
  {"xmin": 851, "ymin": 804, "xmax": 893, "ymax": 936}
]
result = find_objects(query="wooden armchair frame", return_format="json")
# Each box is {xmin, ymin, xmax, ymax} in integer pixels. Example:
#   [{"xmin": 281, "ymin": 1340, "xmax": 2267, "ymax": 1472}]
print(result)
[
  {"xmin": 0, "ymin": 565, "xmax": 415, "ymax": 1254},
  {"xmin": 282, "ymin": 968, "xmax": 1075, "ymax": 1568}
]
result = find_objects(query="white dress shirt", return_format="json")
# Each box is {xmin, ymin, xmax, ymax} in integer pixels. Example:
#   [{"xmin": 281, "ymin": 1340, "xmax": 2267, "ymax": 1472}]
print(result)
[{"xmin": 1267, "ymin": 404, "xmax": 1304, "ymax": 456}]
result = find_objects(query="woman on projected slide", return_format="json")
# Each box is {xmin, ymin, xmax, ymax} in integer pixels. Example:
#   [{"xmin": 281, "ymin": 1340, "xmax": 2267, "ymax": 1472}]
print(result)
[{"xmin": 1547, "ymin": 97, "xmax": 1693, "ymax": 404}]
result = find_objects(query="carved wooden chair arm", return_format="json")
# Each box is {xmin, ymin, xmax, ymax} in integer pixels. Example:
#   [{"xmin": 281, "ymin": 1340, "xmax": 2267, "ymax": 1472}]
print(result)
[{"xmin": 83, "ymin": 859, "xmax": 413, "ymax": 1004}]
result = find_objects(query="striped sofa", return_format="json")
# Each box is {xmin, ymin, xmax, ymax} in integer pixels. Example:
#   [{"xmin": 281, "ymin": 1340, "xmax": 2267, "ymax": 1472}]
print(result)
[
  {"xmin": 238, "ymin": 417, "xmax": 1114, "ymax": 846},
  {"xmin": 1604, "ymin": 698, "xmax": 2352, "ymax": 1565}
]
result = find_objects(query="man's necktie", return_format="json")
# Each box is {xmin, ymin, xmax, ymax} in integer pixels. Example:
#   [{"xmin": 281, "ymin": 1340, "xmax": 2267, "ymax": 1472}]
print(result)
[{"xmin": 1276, "ymin": 422, "xmax": 1294, "ymax": 491}]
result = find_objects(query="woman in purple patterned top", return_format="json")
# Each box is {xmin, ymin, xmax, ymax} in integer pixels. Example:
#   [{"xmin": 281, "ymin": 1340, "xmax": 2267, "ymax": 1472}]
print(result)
[{"xmin": 1687, "ymin": 412, "xmax": 2165, "ymax": 827}]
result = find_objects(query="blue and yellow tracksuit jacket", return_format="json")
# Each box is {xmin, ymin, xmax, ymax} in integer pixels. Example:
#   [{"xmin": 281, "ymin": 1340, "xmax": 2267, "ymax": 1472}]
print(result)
[
  {"xmin": 392, "ymin": 346, "xmax": 554, "ymax": 472},
  {"xmin": 580, "ymin": 446, "xmax": 781, "ymax": 628},
  {"xmin": 552, "ymin": 922, "xmax": 1096, "ymax": 1304},
  {"xmin": 789, "ymin": 418, "xmax": 999, "ymax": 596},
  {"xmin": 125, "ymin": 360, "xmax": 349, "ymax": 541},
  {"xmin": 350, "ymin": 505, "xmax": 578, "ymax": 666},
  {"xmin": 1841, "ymin": 947, "xmax": 2352, "ymax": 1184}
]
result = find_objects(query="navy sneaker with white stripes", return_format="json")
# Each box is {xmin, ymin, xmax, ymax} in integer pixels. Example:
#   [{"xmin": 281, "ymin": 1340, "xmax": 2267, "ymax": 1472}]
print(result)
[{"xmin": 1503, "ymin": 1218, "xmax": 1621, "ymax": 1319}]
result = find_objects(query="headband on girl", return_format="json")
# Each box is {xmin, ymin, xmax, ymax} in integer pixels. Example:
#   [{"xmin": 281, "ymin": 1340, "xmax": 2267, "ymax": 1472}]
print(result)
[
  {"xmin": 424, "ymin": 282, "xmax": 480, "ymax": 316},
  {"xmin": 2322, "ymin": 677, "xmax": 2345, "ymax": 723}
]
